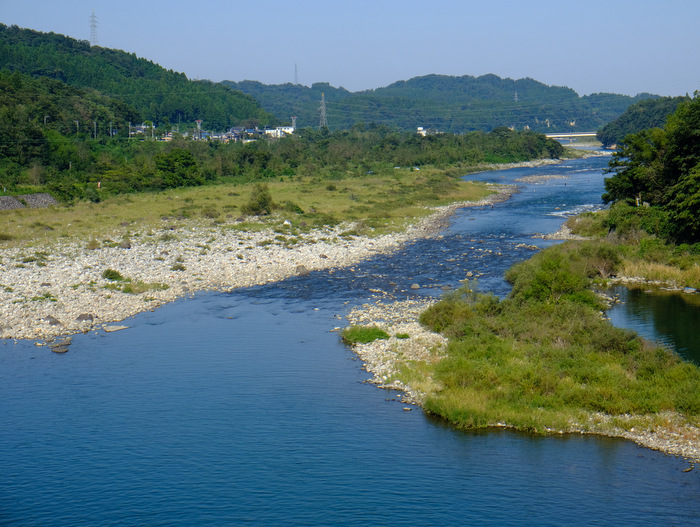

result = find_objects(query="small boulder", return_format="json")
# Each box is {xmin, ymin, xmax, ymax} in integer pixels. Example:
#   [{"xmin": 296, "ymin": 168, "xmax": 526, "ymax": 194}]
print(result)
[
  {"xmin": 45, "ymin": 315, "xmax": 62, "ymax": 326},
  {"xmin": 296, "ymin": 264, "xmax": 310, "ymax": 276},
  {"xmin": 410, "ymin": 283, "xmax": 421, "ymax": 290}
]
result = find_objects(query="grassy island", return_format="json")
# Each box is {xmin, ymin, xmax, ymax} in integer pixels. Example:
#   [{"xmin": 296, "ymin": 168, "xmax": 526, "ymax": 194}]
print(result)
[{"xmin": 420, "ymin": 240, "xmax": 700, "ymax": 434}]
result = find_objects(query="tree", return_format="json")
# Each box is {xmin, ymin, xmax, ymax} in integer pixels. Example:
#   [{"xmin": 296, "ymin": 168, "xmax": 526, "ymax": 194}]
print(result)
[
  {"xmin": 602, "ymin": 127, "xmax": 667, "ymax": 205},
  {"xmin": 154, "ymin": 148, "xmax": 202, "ymax": 189}
]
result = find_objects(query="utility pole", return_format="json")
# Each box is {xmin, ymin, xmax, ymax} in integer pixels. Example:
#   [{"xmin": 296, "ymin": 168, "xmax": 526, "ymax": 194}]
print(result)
[
  {"xmin": 319, "ymin": 93, "xmax": 328, "ymax": 129},
  {"xmin": 75, "ymin": 121, "xmax": 80, "ymax": 134}
]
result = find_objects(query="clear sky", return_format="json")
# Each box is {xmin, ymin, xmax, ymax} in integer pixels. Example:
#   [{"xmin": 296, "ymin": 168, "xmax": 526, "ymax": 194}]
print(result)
[{"xmin": 2, "ymin": 0, "xmax": 699, "ymax": 97}]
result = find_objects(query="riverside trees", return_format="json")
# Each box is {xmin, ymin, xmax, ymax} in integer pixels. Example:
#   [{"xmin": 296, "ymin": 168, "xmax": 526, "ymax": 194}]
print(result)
[{"xmin": 602, "ymin": 94, "xmax": 700, "ymax": 244}]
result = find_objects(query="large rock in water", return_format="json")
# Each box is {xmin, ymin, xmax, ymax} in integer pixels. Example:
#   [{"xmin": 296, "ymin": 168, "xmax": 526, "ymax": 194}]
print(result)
[{"xmin": 296, "ymin": 265, "xmax": 310, "ymax": 276}]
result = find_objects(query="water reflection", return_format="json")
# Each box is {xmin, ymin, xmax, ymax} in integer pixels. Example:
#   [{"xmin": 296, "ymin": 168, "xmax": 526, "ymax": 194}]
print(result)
[{"xmin": 607, "ymin": 285, "xmax": 700, "ymax": 365}]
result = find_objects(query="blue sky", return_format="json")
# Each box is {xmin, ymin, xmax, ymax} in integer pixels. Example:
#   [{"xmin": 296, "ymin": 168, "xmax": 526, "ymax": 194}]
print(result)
[{"xmin": 2, "ymin": 0, "xmax": 699, "ymax": 97}]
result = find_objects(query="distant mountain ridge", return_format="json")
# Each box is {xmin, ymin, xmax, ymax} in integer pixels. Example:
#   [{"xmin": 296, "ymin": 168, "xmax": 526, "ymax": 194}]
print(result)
[
  {"xmin": 0, "ymin": 23, "xmax": 274, "ymax": 130},
  {"xmin": 224, "ymin": 74, "xmax": 657, "ymax": 133},
  {"xmin": 0, "ymin": 23, "xmax": 657, "ymax": 134}
]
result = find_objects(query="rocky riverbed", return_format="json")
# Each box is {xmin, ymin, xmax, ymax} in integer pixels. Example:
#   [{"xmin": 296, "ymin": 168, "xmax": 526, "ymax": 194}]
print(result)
[{"xmin": 0, "ymin": 190, "xmax": 511, "ymax": 342}]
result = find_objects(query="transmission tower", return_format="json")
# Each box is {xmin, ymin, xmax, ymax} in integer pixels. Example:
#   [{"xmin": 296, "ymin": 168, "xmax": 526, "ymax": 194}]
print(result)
[
  {"xmin": 319, "ymin": 93, "xmax": 328, "ymax": 129},
  {"xmin": 89, "ymin": 10, "xmax": 99, "ymax": 46}
]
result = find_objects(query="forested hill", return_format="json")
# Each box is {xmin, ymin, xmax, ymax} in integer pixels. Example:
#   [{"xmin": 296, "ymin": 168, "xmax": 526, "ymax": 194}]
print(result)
[
  {"xmin": 223, "ymin": 74, "xmax": 656, "ymax": 133},
  {"xmin": 596, "ymin": 96, "xmax": 689, "ymax": 147},
  {"xmin": 0, "ymin": 24, "xmax": 273, "ymax": 130}
]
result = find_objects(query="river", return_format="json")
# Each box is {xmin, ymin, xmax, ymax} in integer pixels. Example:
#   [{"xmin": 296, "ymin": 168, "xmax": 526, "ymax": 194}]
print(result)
[{"xmin": 1, "ymin": 155, "xmax": 699, "ymax": 526}]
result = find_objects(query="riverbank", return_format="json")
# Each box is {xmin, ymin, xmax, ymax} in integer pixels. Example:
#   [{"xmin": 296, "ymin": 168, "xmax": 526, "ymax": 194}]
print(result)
[
  {"xmin": 345, "ymin": 297, "xmax": 700, "ymax": 464},
  {"xmin": 0, "ymin": 188, "xmax": 514, "ymax": 342}
]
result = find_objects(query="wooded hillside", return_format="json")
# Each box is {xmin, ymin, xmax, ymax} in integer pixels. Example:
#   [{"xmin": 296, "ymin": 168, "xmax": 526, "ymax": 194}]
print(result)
[
  {"xmin": 224, "ymin": 74, "xmax": 655, "ymax": 133},
  {"xmin": 0, "ymin": 24, "xmax": 273, "ymax": 130}
]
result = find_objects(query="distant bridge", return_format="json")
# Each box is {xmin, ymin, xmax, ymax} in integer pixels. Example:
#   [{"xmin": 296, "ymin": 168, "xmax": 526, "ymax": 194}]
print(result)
[{"xmin": 545, "ymin": 132, "xmax": 598, "ymax": 139}]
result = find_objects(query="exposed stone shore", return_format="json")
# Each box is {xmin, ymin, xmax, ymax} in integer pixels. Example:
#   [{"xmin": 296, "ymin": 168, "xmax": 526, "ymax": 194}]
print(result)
[
  {"xmin": 344, "ymin": 297, "xmax": 700, "ymax": 464},
  {"xmin": 0, "ymin": 188, "xmax": 512, "ymax": 342}
]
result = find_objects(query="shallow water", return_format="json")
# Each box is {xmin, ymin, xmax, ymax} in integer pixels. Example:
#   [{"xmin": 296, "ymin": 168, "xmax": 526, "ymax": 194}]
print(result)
[{"xmin": 2, "ymin": 155, "xmax": 699, "ymax": 526}]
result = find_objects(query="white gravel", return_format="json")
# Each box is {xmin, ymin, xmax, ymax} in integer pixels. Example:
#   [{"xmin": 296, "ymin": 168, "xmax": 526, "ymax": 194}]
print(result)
[{"xmin": 0, "ymin": 192, "xmax": 508, "ymax": 341}]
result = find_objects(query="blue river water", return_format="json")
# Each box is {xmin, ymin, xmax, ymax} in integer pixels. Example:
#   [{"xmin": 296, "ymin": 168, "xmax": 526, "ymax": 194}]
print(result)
[{"xmin": 1, "ymin": 155, "xmax": 699, "ymax": 526}]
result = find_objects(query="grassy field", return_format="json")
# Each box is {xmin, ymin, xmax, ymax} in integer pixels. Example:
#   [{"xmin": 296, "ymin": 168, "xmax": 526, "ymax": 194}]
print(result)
[{"xmin": 0, "ymin": 166, "xmax": 494, "ymax": 248}]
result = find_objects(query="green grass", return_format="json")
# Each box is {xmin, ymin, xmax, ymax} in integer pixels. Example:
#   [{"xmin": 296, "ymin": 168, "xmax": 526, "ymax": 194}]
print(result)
[
  {"xmin": 0, "ymin": 165, "xmax": 495, "ymax": 249},
  {"xmin": 341, "ymin": 325, "xmax": 391, "ymax": 344}
]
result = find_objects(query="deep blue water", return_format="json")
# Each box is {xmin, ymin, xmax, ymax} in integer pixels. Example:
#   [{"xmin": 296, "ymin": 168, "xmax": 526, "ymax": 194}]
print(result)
[{"xmin": 2, "ymin": 155, "xmax": 699, "ymax": 526}]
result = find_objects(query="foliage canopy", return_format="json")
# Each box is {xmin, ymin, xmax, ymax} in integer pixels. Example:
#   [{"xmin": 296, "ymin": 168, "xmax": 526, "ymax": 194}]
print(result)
[{"xmin": 603, "ymin": 95, "xmax": 700, "ymax": 243}]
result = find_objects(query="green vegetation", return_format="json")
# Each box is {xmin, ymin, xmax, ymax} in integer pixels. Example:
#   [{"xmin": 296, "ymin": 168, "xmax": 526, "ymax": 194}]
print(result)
[
  {"xmin": 342, "ymin": 326, "xmax": 391, "ymax": 344},
  {"xmin": 417, "ymin": 242, "xmax": 700, "ymax": 433},
  {"xmin": 225, "ymin": 75, "xmax": 654, "ymax": 133},
  {"xmin": 596, "ymin": 96, "xmax": 687, "ymax": 148},
  {"xmin": 0, "ymin": 24, "xmax": 568, "ymax": 210},
  {"xmin": 603, "ymin": 94, "xmax": 700, "ymax": 244},
  {"xmin": 0, "ymin": 92, "xmax": 564, "ymax": 203},
  {"xmin": 0, "ymin": 24, "xmax": 272, "ymax": 130},
  {"xmin": 100, "ymin": 268, "xmax": 168, "ymax": 294},
  {"xmin": 566, "ymin": 210, "xmax": 700, "ymax": 288},
  {"xmin": 241, "ymin": 184, "xmax": 274, "ymax": 216},
  {"xmin": 102, "ymin": 269, "xmax": 125, "ymax": 281},
  {"xmin": 0, "ymin": 164, "xmax": 496, "ymax": 248}
]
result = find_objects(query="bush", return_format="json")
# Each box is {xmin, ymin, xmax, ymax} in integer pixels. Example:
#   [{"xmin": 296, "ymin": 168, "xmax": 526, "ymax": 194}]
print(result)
[{"xmin": 241, "ymin": 183, "xmax": 274, "ymax": 216}]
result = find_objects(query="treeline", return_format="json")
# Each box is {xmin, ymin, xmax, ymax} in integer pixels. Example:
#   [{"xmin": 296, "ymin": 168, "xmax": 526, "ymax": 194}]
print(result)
[
  {"xmin": 596, "ymin": 96, "xmax": 688, "ymax": 147},
  {"xmin": 224, "ymin": 74, "xmax": 654, "ymax": 133},
  {"xmin": 603, "ymin": 94, "xmax": 700, "ymax": 243},
  {"xmin": 0, "ymin": 24, "xmax": 274, "ymax": 130},
  {"xmin": 0, "ymin": 118, "xmax": 564, "ymax": 202}
]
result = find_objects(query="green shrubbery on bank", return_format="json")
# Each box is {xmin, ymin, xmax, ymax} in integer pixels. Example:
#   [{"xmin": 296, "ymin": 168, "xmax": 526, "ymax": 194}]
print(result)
[{"xmin": 419, "ymin": 241, "xmax": 700, "ymax": 433}]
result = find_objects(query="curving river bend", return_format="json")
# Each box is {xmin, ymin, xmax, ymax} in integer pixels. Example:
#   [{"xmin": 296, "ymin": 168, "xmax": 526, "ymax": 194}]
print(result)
[{"xmin": 1, "ymin": 155, "xmax": 699, "ymax": 526}]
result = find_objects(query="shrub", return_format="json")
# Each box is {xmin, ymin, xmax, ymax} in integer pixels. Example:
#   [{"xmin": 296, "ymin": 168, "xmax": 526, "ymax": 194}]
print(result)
[
  {"xmin": 102, "ymin": 268, "xmax": 125, "ymax": 281},
  {"xmin": 241, "ymin": 183, "xmax": 274, "ymax": 216}
]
